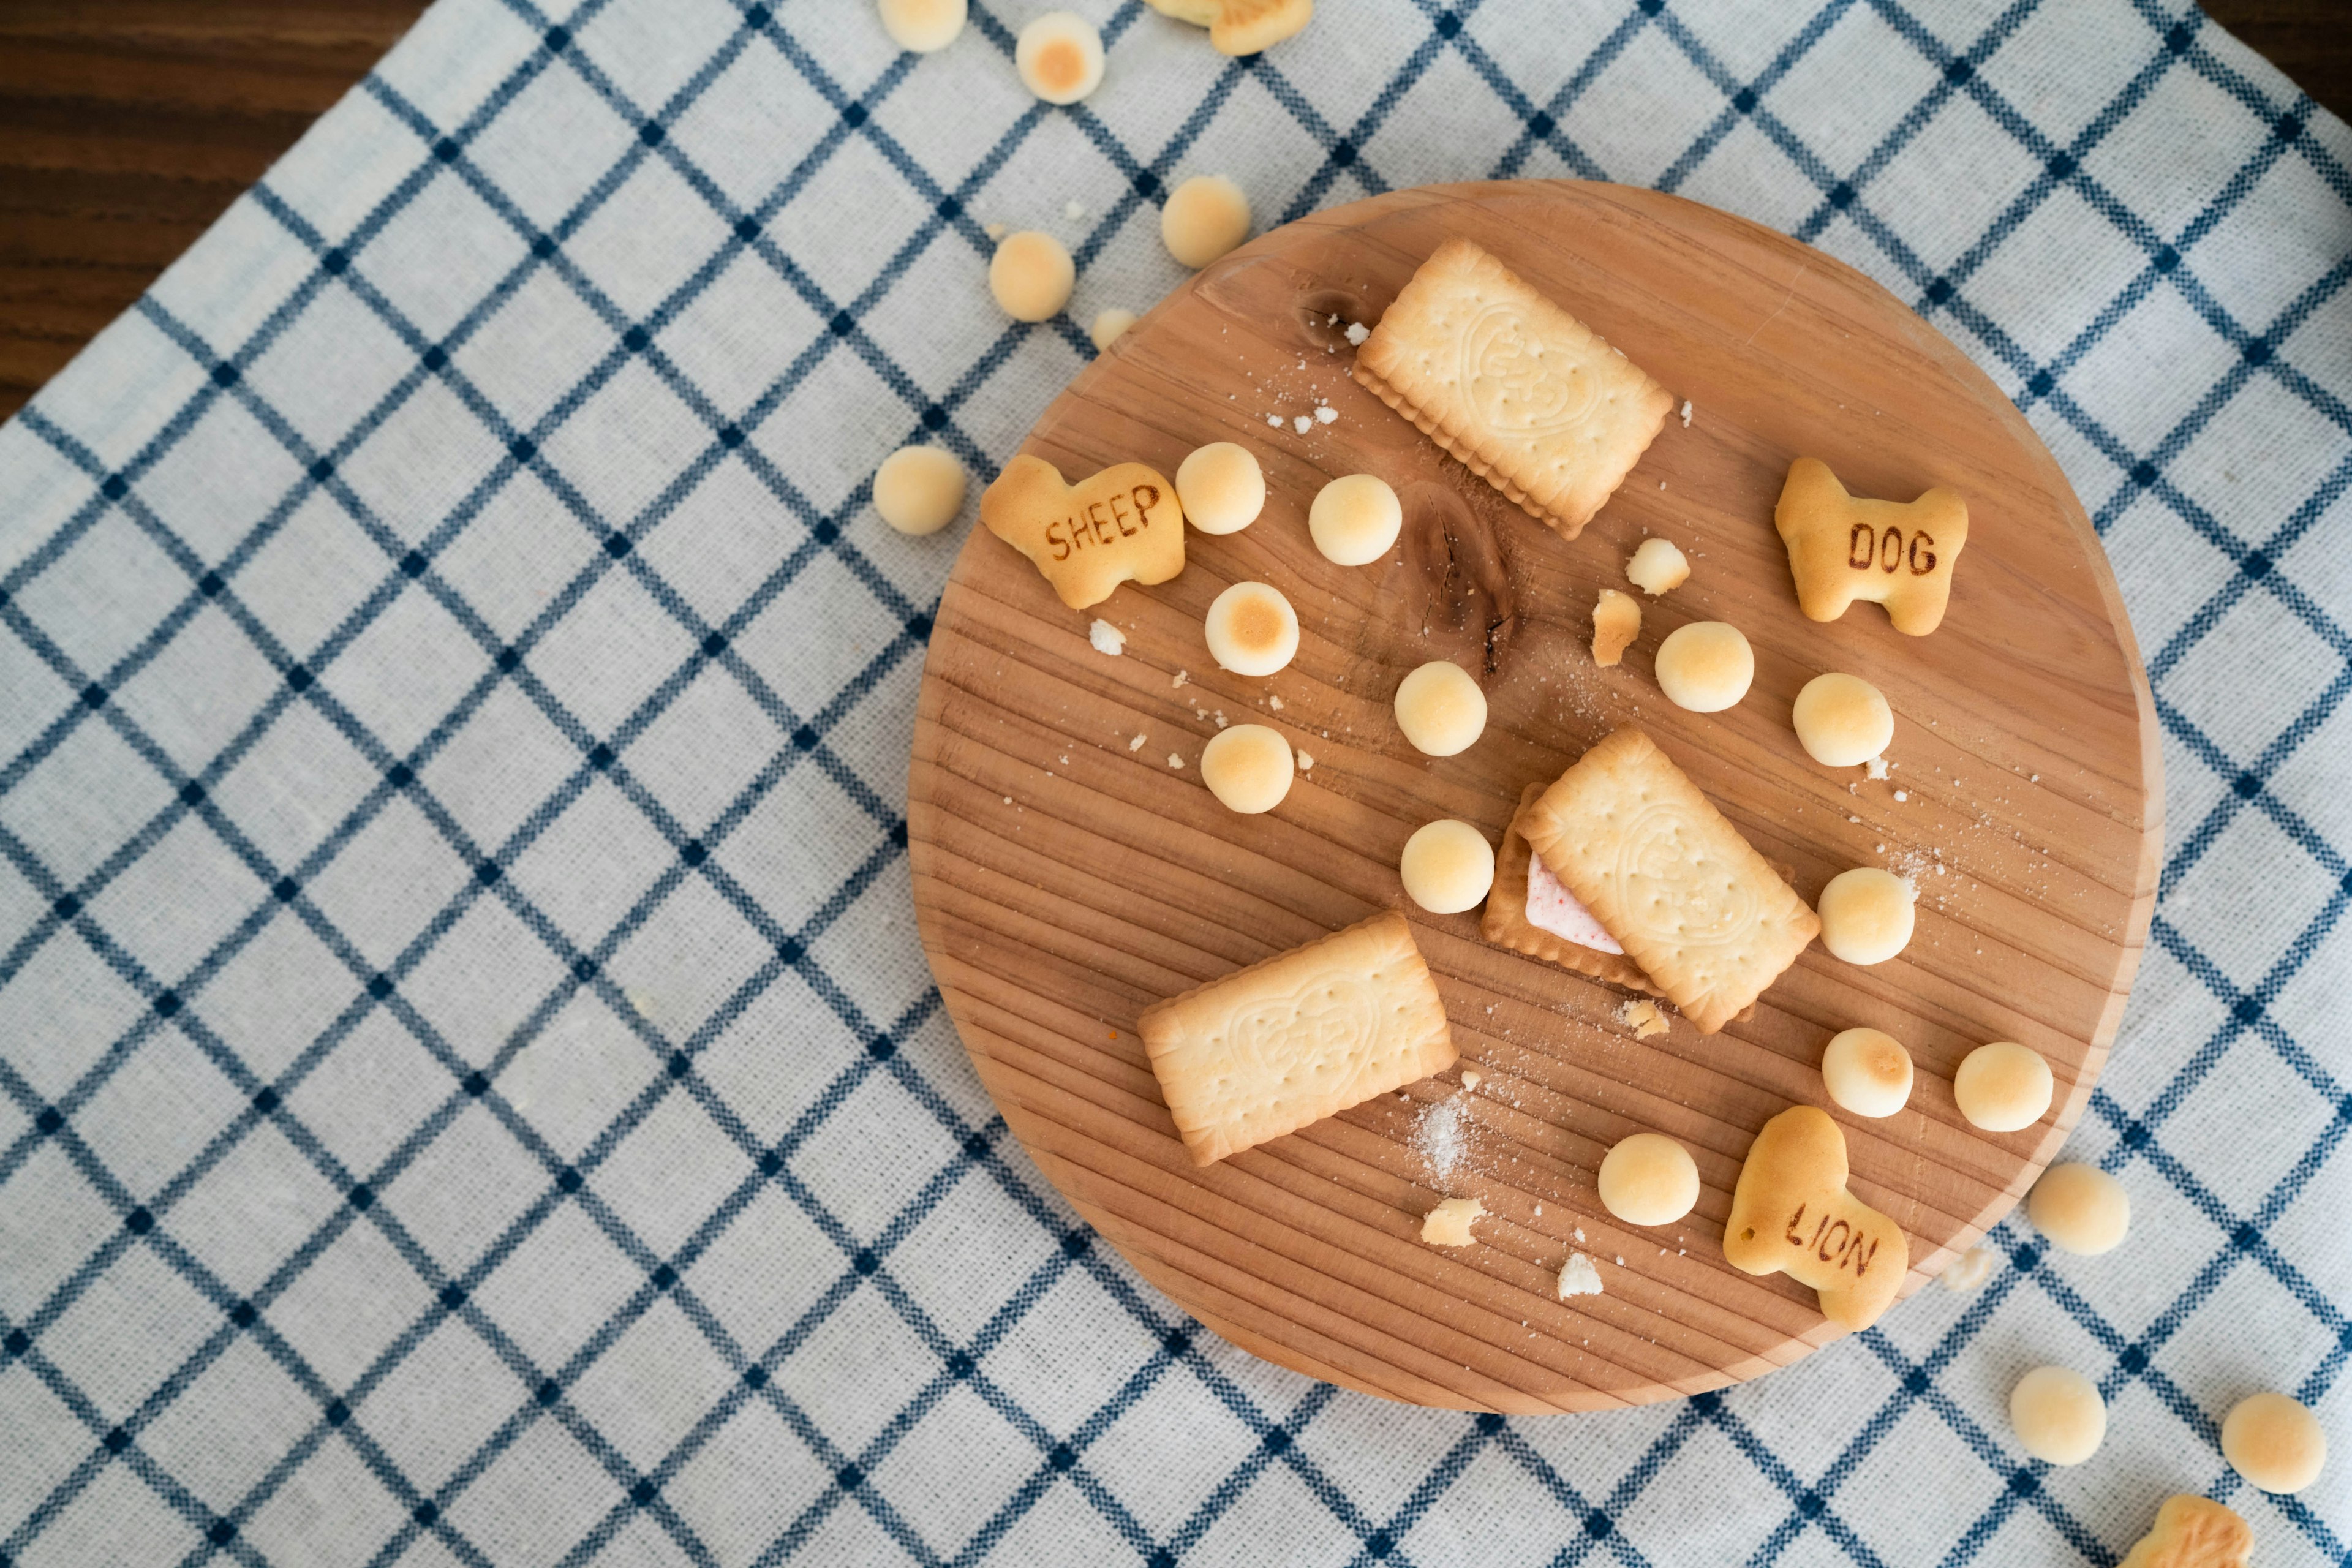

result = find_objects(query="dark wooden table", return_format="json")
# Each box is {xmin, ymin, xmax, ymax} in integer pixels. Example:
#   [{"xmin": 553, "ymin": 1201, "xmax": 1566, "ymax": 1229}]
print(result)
[{"xmin": 1, "ymin": 0, "xmax": 2343, "ymax": 423}]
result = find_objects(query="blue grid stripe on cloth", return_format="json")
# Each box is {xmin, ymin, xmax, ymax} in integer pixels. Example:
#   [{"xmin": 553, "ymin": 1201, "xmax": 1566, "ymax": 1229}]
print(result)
[{"xmin": 0, "ymin": 1, "xmax": 2345, "ymax": 1564}]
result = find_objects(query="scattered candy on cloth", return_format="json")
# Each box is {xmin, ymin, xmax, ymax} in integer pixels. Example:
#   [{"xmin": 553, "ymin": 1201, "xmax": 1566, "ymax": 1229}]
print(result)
[{"xmin": 0, "ymin": 1, "xmax": 2345, "ymax": 1563}]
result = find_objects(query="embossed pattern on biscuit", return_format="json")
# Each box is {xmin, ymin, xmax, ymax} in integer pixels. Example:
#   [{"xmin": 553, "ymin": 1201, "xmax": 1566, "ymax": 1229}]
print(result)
[
  {"xmin": 979, "ymin": 453, "xmax": 1188, "ymax": 610},
  {"xmin": 1352, "ymin": 238, "xmax": 1673, "ymax": 539},
  {"xmin": 1522, "ymin": 728, "xmax": 1820, "ymax": 1033},
  {"xmin": 1773, "ymin": 456, "xmax": 1969, "ymax": 636},
  {"xmin": 1723, "ymin": 1106, "xmax": 1909, "ymax": 1332},
  {"xmin": 1137, "ymin": 911, "xmax": 1455, "ymax": 1165}
]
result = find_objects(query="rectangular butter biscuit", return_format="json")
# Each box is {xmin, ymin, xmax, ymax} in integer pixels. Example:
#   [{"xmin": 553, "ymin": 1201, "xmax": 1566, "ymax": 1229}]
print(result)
[
  {"xmin": 1521, "ymin": 729, "xmax": 1820, "ymax": 1033},
  {"xmin": 1483, "ymin": 782, "xmax": 1664, "ymax": 996},
  {"xmin": 1138, "ymin": 910, "xmax": 1455, "ymax": 1165},
  {"xmin": 1353, "ymin": 238, "xmax": 1673, "ymax": 540}
]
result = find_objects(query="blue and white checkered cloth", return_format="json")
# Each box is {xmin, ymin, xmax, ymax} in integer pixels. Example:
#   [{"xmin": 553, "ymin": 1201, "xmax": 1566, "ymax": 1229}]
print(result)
[{"xmin": 1, "ymin": 1, "xmax": 2345, "ymax": 1562}]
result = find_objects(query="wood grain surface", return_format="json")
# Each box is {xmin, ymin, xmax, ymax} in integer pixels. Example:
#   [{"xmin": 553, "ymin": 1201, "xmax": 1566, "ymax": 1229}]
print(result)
[{"xmin": 907, "ymin": 180, "xmax": 2162, "ymax": 1414}]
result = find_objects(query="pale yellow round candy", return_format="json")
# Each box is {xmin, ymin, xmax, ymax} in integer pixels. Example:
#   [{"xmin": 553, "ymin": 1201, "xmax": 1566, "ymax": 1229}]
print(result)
[
  {"xmin": 1597, "ymin": 1133, "xmax": 1700, "ymax": 1226},
  {"xmin": 1199, "ymin": 724, "xmax": 1293, "ymax": 814},
  {"xmin": 1821, "ymin": 1027, "xmax": 1913, "ymax": 1117},
  {"xmin": 1393, "ymin": 661, "xmax": 1487, "ymax": 758},
  {"xmin": 1089, "ymin": 307, "xmax": 1137, "ymax": 351},
  {"xmin": 1399, "ymin": 819, "xmax": 1494, "ymax": 914},
  {"xmin": 870, "ymin": 445, "xmax": 967, "ymax": 535},
  {"xmin": 877, "ymin": 0, "xmax": 967, "ymax": 51},
  {"xmin": 989, "ymin": 231, "xmax": 1074, "ymax": 322},
  {"xmin": 1015, "ymin": 10, "xmax": 1103, "ymax": 102},
  {"xmin": 1792, "ymin": 672, "xmax": 1894, "ymax": 768},
  {"xmin": 2222, "ymin": 1392, "xmax": 2328, "ymax": 1494},
  {"xmin": 1817, "ymin": 867, "xmax": 1915, "ymax": 965},
  {"xmin": 1626, "ymin": 536, "xmax": 1690, "ymax": 595},
  {"xmin": 1653, "ymin": 621, "xmax": 1754, "ymax": 712},
  {"xmin": 1175, "ymin": 442, "xmax": 1264, "ymax": 535},
  {"xmin": 1954, "ymin": 1041, "xmax": 2054, "ymax": 1133},
  {"xmin": 2027, "ymin": 1162, "xmax": 2129, "ymax": 1255},
  {"xmin": 1308, "ymin": 473, "xmax": 1402, "ymax": 565},
  {"xmin": 2010, "ymin": 1365, "xmax": 2106, "ymax": 1466},
  {"xmin": 1203, "ymin": 581, "xmax": 1298, "ymax": 676},
  {"xmin": 1160, "ymin": 175, "xmax": 1251, "ymax": 268}
]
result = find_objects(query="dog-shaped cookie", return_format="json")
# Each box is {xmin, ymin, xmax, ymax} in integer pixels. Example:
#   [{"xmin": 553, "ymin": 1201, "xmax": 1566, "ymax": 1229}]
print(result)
[
  {"xmin": 980, "ymin": 454, "xmax": 1186, "ymax": 609},
  {"xmin": 1773, "ymin": 457, "xmax": 1968, "ymax": 636},
  {"xmin": 1724, "ymin": 1105, "xmax": 1908, "ymax": 1330},
  {"xmin": 2117, "ymin": 1495, "xmax": 2252, "ymax": 1568}
]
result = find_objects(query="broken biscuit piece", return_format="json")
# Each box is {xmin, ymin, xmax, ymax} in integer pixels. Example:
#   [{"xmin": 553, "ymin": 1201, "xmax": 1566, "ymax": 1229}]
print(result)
[
  {"xmin": 1421, "ymin": 1196, "xmax": 1485, "ymax": 1246},
  {"xmin": 1145, "ymin": 0, "xmax": 1312, "ymax": 53},
  {"xmin": 1354, "ymin": 238, "xmax": 1672, "ymax": 539},
  {"xmin": 1774, "ymin": 456, "xmax": 1968, "ymax": 636},
  {"xmin": 1137, "ymin": 911, "xmax": 1455, "ymax": 1164},
  {"xmin": 1591, "ymin": 588, "xmax": 1641, "ymax": 666}
]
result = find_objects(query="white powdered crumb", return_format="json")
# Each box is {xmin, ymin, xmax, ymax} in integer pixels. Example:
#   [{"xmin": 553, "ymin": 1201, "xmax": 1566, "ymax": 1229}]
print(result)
[
  {"xmin": 1679, "ymin": 399, "xmax": 1693, "ymax": 428},
  {"xmin": 2030, "ymin": 773, "xmax": 2040, "ymax": 782},
  {"xmin": 1414, "ymin": 1098, "xmax": 1467, "ymax": 1181},
  {"xmin": 1172, "ymin": 669, "xmax": 1189, "ymax": 689},
  {"xmin": 984, "ymin": 221, "xmax": 1006, "ymax": 239},
  {"xmin": 1461, "ymin": 1069, "xmax": 1483, "ymax": 1092},
  {"xmin": 1894, "ymin": 789, "xmax": 1908, "ymax": 802},
  {"xmin": 1128, "ymin": 734, "xmax": 1147, "ymax": 751},
  {"xmin": 1875, "ymin": 843, "xmax": 1887, "ymax": 853},
  {"xmin": 1268, "ymin": 694, "xmax": 1284, "ymax": 710},
  {"xmin": 1293, "ymin": 415, "xmax": 1312, "ymax": 434},
  {"xmin": 1060, "ymin": 755, "xmax": 1070, "ymax": 764},
  {"xmin": 1534, "ymin": 1204, "xmax": 1542, "ymax": 1216},
  {"xmin": 1574, "ymin": 1226, "xmax": 1587, "ymax": 1243},
  {"xmin": 1088, "ymin": 619, "xmax": 1125, "ymax": 656},
  {"xmin": 1558, "ymin": 1253, "xmax": 1604, "ymax": 1298},
  {"xmin": 1615, "ymin": 1255, "xmax": 1626, "ymax": 1267},
  {"xmin": 1937, "ymin": 863, "xmax": 1948, "ymax": 875},
  {"xmin": 1003, "ymin": 796, "xmax": 1012, "ymax": 805},
  {"xmin": 1063, "ymin": 198, "xmax": 1085, "ymax": 221},
  {"xmin": 1167, "ymin": 753, "xmax": 1183, "ymax": 769},
  {"xmin": 1344, "ymin": 321, "xmax": 1369, "ymax": 345},
  {"xmin": 1849, "ymin": 815, "xmax": 1863, "ymax": 824},
  {"xmin": 1265, "ymin": 413, "xmax": 1283, "ymax": 428},
  {"xmin": 1213, "ymin": 711, "xmax": 1228, "ymax": 729},
  {"xmin": 1297, "ymin": 750, "xmax": 1314, "ymax": 772},
  {"xmin": 1864, "ymin": 755, "xmax": 1890, "ymax": 780},
  {"xmin": 1328, "ymin": 313, "xmax": 1338, "ymax": 325},
  {"xmin": 1314, "ymin": 405, "xmax": 1337, "ymax": 424}
]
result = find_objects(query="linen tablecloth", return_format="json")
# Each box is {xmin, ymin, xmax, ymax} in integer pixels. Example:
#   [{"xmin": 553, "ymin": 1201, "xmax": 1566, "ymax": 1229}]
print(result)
[{"xmin": 1, "ymin": 1, "xmax": 2345, "ymax": 1562}]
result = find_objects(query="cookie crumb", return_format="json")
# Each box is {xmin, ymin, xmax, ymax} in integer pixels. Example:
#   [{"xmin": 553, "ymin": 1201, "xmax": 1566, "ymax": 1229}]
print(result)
[{"xmin": 1088, "ymin": 619, "xmax": 1125, "ymax": 656}]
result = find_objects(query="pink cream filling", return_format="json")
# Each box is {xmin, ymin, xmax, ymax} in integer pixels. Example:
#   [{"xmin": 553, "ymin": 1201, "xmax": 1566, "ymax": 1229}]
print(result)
[{"xmin": 1525, "ymin": 848, "xmax": 1623, "ymax": 954}]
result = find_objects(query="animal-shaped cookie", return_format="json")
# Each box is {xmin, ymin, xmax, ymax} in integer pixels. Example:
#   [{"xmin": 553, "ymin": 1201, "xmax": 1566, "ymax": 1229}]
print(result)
[
  {"xmin": 980, "ymin": 454, "xmax": 1186, "ymax": 609},
  {"xmin": 2117, "ymin": 1496, "xmax": 2252, "ymax": 1568},
  {"xmin": 1724, "ymin": 1106, "xmax": 1909, "ymax": 1330},
  {"xmin": 1145, "ymin": 0, "xmax": 1312, "ymax": 55},
  {"xmin": 1773, "ymin": 457, "xmax": 1969, "ymax": 636}
]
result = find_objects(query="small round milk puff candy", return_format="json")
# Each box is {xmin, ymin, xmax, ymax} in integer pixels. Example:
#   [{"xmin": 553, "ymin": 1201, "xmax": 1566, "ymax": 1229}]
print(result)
[
  {"xmin": 2222, "ymin": 1392, "xmax": 2328, "ymax": 1494},
  {"xmin": 877, "ymin": 0, "xmax": 967, "ymax": 52},
  {"xmin": 1954, "ymin": 1041, "xmax": 2054, "ymax": 1133},
  {"xmin": 1175, "ymin": 442, "xmax": 1264, "ymax": 535},
  {"xmin": 1817, "ymin": 867, "xmax": 1915, "ymax": 965},
  {"xmin": 1161, "ymin": 175, "xmax": 1252, "ymax": 268},
  {"xmin": 1626, "ymin": 536, "xmax": 1691, "ymax": 595},
  {"xmin": 1203, "ymin": 581, "xmax": 1298, "ymax": 676},
  {"xmin": 1792, "ymin": 673, "xmax": 1895, "ymax": 768},
  {"xmin": 2010, "ymin": 1366, "xmax": 2106, "ymax": 1466},
  {"xmin": 2027, "ymin": 1162, "xmax": 2130, "ymax": 1256},
  {"xmin": 1820, "ymin": 1027, "xmax": 1913, "ymax": 1118},
  {"xmin": 1653, "ymin": 621, "xmax": 1754, "ymax": 712},
  {"xmin": 1199, "ymin": 724, "xmax": 1292, "ymax": 814},
  {"xmin": 1597, "ymin": 1133, "xmax": 1700, "ymax": 1226},
  {"xmin": 871, "ymin": 446, "xmax": 967, "ymax": 535},
  {"xmin": 1393, "ymin": 661, "xmax": 1487, "ymax": 758},
  {"xmin": 1015, "ymin": 11, "xmax": 1104, "ymax": 103},
  {"xmin": 1088, "ymin": 307, "xmax": 1137, "ymax": 351},
  {"xmin": 1308, "ymin": 473, "xmax": 1403, "ymax": 565},
  {"xmin": 989, "ymin": 231, "xmax": 1074, "ymax": 322},
  {"xmin": 1399, "ymin": 819, "xmax": 1494, "ymax": 914}
]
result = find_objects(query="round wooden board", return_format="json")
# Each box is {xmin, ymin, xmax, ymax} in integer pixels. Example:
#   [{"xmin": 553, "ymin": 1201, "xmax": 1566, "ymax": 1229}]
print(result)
[{"xmin": 906, "ymin": 181, "xmax": 2160, "ymax": 1414}]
